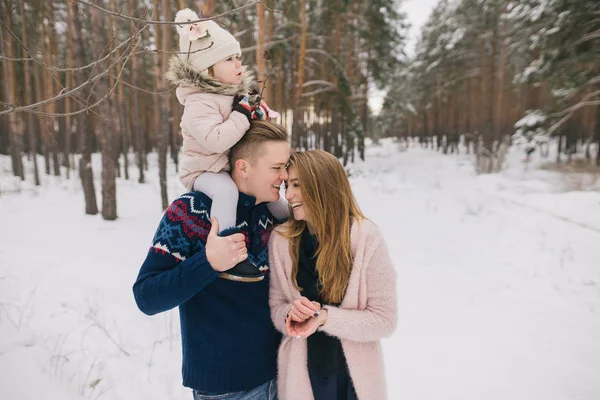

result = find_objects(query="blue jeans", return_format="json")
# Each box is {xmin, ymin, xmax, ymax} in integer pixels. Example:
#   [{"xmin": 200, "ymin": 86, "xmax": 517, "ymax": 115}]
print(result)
[{"xmin": 192, "ymin": 379, "xmax": 277, "ymax": 400}]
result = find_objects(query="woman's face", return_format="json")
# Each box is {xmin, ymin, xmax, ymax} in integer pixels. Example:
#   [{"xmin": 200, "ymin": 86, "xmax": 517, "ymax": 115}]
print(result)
[
  {"xmin": 285, "ymin": 165, "xmax": 310, "ymax": 223},
  {"xmin": 211, "ymin": 54, "xmax": 243, "ymax": 85}
]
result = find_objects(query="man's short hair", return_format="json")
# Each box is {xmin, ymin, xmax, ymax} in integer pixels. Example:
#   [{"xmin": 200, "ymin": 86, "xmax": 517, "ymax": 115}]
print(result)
[{"xmin": 230, "ymin": 121, "xmax": 289, "ymax": 167}]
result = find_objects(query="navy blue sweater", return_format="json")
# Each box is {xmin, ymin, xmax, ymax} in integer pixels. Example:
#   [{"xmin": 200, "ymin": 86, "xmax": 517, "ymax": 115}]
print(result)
[{"xmin": 133, "ymin": 191, "xmax": 281, "ymax": 393}]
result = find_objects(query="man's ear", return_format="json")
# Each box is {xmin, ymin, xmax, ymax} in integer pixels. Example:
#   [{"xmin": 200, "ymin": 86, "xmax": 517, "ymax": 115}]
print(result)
[{"xmin": 234, "ymin": 158, "xmax": 249, "ymax": 178}]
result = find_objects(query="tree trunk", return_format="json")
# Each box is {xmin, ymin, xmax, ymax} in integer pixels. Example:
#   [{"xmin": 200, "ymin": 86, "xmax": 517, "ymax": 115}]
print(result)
[
  {"xmin": 91, "ymin": 5, "xmax": 117, "ymax": 220},
  {"xmin": 171, "ymin": 92, "xmax": 181, "ymax": 174},
  {"xmin": 19, "ymin": 1, "xmax": 39, "ymax": 185},
  {"xmin": 70, "ymin": 0, "xmax": 98, "ymax": 215},
  {"xmin": 256, "ymin": 2, "xmax": 267, "ymax": 100},
  {"xmin": 292, "ymin": 0, "xmax": 308, "ymax": 149},
  {"xmin": 2, "ymin": 0, "xmax": 25, "ymax": 180},
  {"xmin": 64, "ymin": 1, "xmax": 73, "ymax": 179},
  {"xmin": 266, "ymin": 0, "xmax": 276, "ymax": 104},
  {"xmin": 476, "ymin": 13, "xmax": 494, "ymax": 174},
  {"xmin": 43, "ymin": 0, "xmax": 60, "ymax": 177},
  {"xmin": 110, "ymin": 0, "xmax": 129, "ymax": 181},
  {"xmin": 158, "ymin": 0, "xmax": 171, "ymax": 210},
  {"xmin": 199, "ymin": 0, "xmax": 215, "ymax": 16},
  {"xmin": 129, "ymin": 0, "xmax": 145, "ymax": 183},
  {"xmin": 595, "ymin": 95, "xmax": 600, "ymax": 166}
]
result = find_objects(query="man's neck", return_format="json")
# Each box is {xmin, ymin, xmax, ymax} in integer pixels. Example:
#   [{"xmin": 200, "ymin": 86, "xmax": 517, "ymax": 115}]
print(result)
[
  {"xmin": 231, "ymin": 171, "xmax": 260, "ymax": 203},
  {"xmin": 231, "ymin": 171, "xmax": 247, "ymax": 194}
]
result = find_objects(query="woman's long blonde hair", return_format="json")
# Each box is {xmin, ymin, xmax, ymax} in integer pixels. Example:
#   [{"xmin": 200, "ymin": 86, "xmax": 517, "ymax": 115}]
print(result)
[{"xmin": 284, "ymin": 150, "xmax": 364, "ymax": 304}]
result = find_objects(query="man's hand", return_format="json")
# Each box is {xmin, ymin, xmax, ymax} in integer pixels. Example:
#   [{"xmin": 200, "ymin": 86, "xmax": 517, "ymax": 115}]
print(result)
[
  {"xmin": 205, "ymin": 218, "xmax": 247, "ymax": 272},
  {"xmin": 288, "ymin": 297, "xmax": 321, "ymax": 322}
]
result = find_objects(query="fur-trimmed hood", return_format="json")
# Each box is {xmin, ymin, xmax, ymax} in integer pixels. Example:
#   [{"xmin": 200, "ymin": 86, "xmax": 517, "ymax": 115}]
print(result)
[{"xmin": 166, "ymin": 56, "xmax": 256, "ymax": 105}]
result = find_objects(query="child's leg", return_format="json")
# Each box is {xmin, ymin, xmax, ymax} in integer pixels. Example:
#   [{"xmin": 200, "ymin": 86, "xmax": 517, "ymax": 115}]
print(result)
[
  {"xmin": 192, "ymin": 171, "xmax": 239, "ymax": 232},
  {"xmin": 266, "ymin": 197, "xmax": 289, "ymax": 220}
]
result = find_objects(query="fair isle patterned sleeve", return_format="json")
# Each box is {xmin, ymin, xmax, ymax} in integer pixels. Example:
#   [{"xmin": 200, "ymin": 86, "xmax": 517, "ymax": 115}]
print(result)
[{"xmin": 133, "ymin": 194, "xmax": 220, "ymax": 315}]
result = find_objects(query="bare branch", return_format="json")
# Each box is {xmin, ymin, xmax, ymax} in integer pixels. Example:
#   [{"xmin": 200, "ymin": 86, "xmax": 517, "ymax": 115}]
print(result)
[
  {"xmin": 242, "ymin": 35, "xmax": 298, "ymax": 52},
  {"xmin": 302, "ymin": 80, "xmax": 336, "ymax": 88},
  {"xmin": 552, "ymin": 89, "xmax": 600, "ymax": 117},
  {"xmin": 75, "ymin": 0, "xmax": 263, "ymax": 25},
  {"xmin": 301, "ymin": 87, "xmax": 336, "ymax": 98},
  {"xmin": 27, "ymin": 32, "xmax": 141, "ymax": 119},
  {"xmin": 84, "ymin": 8, "xmax": 152, "ymax": 106},
  {"xmin": 233, "ymin": 28, "xmax": 250, "ymax": 38},
  {"xmin": 575, "ymin": 28, "xmax": 600, "ymax": 45},
  {"xmin": 0, "ymin": 23, "xmax": 147, "ymax": 116},
  {"xmin": 0, "ymin": 55, "xmax": 33, "ymax": 61},
  {"xmin": 109, "ymin": 72, "xmax": 178, "ymax": 95},
  {"xmin": 258, "ymin": 1, "xmax": 286, "ymax": 14},
  {"xmin": 305, "ymin": 49, "xmax": 345, "ymax": 70},
  {"xmin": 132, "ymin": 41, "xmax": 214, "ymax": 57},
  {"xmin": 0, "ymin": 16, "xmax": 136, "ymax": 73},
  {"xmin": 547, "ymin": 93, "xmax": 600, "ymax": 135},
  {"xmin": 1, "ymin": 1, "xmax": 24, "ymax": 23}
]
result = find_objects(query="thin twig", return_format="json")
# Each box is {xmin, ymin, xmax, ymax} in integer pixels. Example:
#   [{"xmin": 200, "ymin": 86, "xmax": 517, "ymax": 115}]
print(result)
[
  {"xmin": 241, "ymin": 35, "xmax": 297, "ymax": 52},
  {"xmin": 131, "ymin": 41, "xmax": 214, "ymax": 57},
  {"xmin": 301, "ymin": 87, "xmax": 336, "ymax": 97},
  {"xmin": 1, "ymin": 1, "xmax": 24, "ymax": 22},
  {"xmin": 575, "ymin": 28, "xmax": 600, "ymax": 45},
  {"xmin": 0, "ymin": 24, "xmax": 143, "ymax": 116},
  {"xmin": 25, "ymin": 34, "xmax": 140, "ymax": 118},
  {"xmin": 551, "ymin": 89, "xmax": 600, "ymax": 117},
  {"xmin": 0, "ymin": 17, "xmax": 135, "ymax": 73},
  {"xmin": 258, "ymin": 0, "xmax": 286, "ymax": 14},
  {"xmin": 548, "ymin": 98, "xmax": 600, "ymax": 136},
  {"xmin": 109, "ymin": 72, "xmax": 178, "ymax": 95},
  {"xmin": 0, "ymin": 55, "xmax": 33, "ymax": 61},
  {"xmin": 75, "ymin": 0, "xmax": 262, "ymax": 25}
]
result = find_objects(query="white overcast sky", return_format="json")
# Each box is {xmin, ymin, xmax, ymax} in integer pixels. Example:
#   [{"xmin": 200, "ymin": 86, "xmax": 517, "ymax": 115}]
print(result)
[
  {"xmin": 369, "ymin": 0, "xmax": 439, "ymax": 114},
  {"xmin": 401, "ymin": 0, "xmax": 440, "ymax": 57}
]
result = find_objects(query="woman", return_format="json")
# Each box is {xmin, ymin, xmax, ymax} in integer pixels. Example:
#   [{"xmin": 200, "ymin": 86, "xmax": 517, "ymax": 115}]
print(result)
[{"xmin": 268, "ymin": 150, "xmax": 397, "ymax": 400}]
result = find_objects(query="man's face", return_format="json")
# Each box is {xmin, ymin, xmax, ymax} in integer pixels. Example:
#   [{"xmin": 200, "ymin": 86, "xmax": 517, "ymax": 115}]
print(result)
[{"xmin": 244, "ymin": 141, "xmax": 290, "ymax": 204}]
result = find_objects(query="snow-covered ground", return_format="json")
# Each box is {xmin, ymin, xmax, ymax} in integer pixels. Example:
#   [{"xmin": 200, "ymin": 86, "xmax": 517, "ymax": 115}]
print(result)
[{"xmin": 1, "ymin": 141, "xmax": 600, "ymax": 400}]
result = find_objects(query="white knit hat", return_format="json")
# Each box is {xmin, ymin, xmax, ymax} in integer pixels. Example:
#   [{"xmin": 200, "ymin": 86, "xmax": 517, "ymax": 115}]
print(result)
[{"xmin": 174, "ymin": 8, "xmax": 241, "ymax": 73}]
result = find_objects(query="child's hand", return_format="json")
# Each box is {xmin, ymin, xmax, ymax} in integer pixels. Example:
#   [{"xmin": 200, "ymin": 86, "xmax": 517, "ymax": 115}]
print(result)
[
  {"xmin": 231, "ymin": 95, "xmax": 253, "ymax": 123},
  {"xmin": 251, "ymin": 105, "xmax": 268, "ymax": 121},
  {"xmin": 260, "ymin": 100, "xmax": 280, "ymax": 119},
  {"xmin": 251, "ymin": 100, "xmax": 279, "ymax": 121}
]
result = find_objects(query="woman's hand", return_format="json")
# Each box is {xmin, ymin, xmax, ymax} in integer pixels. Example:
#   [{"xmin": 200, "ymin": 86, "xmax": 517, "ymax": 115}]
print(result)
[
  {"xmin": 285, "ymin": 309, "xmax": 328, "ymax": 339},
  {"xmin": 288, "ymin": 297, "xmax": 321, "ymax": 322}
]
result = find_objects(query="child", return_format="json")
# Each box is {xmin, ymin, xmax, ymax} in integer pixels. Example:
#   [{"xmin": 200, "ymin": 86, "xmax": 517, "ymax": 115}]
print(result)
[{"xmin": 166, "ymin": 8, "xmax": 288, "ymax": 282}]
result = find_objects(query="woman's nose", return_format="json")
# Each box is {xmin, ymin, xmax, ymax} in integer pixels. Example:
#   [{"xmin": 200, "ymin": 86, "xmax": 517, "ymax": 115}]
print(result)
[{"xmin": 279, "ymin": 168, "xmax": 288, "ymax": 181}]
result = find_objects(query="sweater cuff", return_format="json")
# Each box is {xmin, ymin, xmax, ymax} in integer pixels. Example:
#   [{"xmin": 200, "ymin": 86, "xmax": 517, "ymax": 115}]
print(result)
[{"xmin": 319, "ymin": 305, "xmax": 341, "ymax": 334}]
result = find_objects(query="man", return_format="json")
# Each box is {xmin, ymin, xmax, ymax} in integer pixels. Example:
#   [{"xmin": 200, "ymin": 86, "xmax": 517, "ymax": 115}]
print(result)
[{"xmin": 133, "ymin": 121, "xmax": 290, "ymax": 399}]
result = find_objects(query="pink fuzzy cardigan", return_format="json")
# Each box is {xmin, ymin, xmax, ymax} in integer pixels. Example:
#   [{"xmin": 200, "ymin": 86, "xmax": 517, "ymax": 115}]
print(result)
[{"xmin": 268, "ymin": 219, "xmax": 397, "ymax": 400}]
